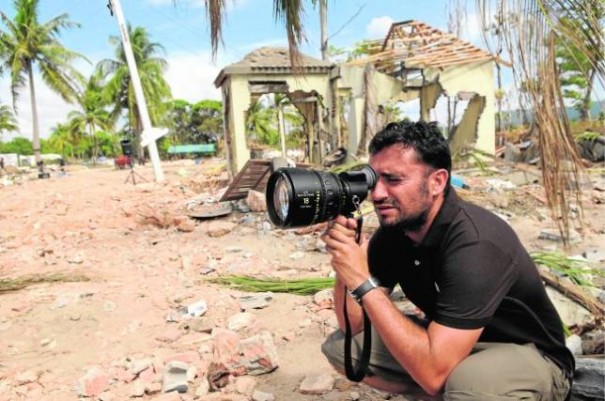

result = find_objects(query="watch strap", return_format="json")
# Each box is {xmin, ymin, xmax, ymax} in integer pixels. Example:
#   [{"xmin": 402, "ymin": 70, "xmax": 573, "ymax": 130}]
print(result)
[{"xmin": 348, "ymin": 277, "xmax": 380, "ymax": 304}]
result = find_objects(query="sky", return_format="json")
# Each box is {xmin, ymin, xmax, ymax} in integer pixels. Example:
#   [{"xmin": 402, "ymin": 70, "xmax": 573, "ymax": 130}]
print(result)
[{"xmin": 0, "ymin": 0, "xmax": 488, "ymax": 141}]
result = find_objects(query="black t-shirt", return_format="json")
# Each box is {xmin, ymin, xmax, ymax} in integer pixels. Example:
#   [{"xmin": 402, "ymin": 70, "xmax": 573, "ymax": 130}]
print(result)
[{"xmin": 368, "ymin": 189, "xmax": 575, "ymax": 376}]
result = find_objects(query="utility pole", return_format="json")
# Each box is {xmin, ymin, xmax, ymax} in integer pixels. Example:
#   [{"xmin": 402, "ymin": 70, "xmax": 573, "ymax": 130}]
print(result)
[{"xmin": 107, "ymin": 0, "xmax": 165, "ymax": 182}]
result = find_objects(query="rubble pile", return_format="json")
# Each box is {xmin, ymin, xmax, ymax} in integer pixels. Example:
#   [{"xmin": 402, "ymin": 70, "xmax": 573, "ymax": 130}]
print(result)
[{"xmin": 0, "ymin": 157, "xmax": 602, "ymax": 400}]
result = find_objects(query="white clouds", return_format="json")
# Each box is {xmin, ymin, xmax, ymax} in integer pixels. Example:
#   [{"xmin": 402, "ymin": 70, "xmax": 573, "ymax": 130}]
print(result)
[
  {"xmin": 164, "ymin": 51, "xmax": 222, "ymax": 102},
  {"xmin": 366, "ymin": 16, "xmax": 394, "ymax": 40},
  {"xmin": 0, "ymin": 50, "xmax": 223, "ymax": 141},
  {"xmin": 0, "ymin": 78, "xmax": 72, "ymax": 141},
  {"xmin": 460, "ymin": 10, "xmax": 489, "ymax": 47}
]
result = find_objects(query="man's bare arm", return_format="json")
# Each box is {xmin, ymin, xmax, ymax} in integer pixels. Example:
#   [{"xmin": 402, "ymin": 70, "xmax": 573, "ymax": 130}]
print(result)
[{"xmin": 361, "ymin": 289, "xmax": 483, "ymax": 395}]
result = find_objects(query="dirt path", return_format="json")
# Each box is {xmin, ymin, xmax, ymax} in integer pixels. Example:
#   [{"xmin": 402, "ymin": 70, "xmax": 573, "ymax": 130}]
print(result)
[{"xmin": 0, "ymin": 159, "xmax": 602, "ymax": 401}]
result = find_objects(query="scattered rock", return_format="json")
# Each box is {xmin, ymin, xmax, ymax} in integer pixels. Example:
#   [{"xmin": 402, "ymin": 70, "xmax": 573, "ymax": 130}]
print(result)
[
  {"xmin": 238, "ymin": 293, "xmax": 274, "ymax": 311},
  {"xmin": 161, "ymin": 361, "xmax": 189, "ymax": 394},
  {"xmin": 299, "ymin": 372, "xmax": 335, "ymax": 395},
  {"xmin": 570, "ymin": 356, "xmax": 605, "ymax": 401},
  {"xmin": 76, "ymin": 367, "xmax": 109, "ymax": 398}
]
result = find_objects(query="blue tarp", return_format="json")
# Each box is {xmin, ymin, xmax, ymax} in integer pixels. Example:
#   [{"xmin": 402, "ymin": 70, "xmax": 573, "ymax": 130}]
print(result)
[{"xmin": 167, "ymin": 144, "xmax": 216, "ymax": 154}]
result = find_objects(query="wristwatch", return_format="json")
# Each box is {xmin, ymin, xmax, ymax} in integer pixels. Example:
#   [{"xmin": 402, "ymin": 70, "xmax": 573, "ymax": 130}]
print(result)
[{"xmin": 348, "ymin": 277, "xmax": 380, "ymax": 304}]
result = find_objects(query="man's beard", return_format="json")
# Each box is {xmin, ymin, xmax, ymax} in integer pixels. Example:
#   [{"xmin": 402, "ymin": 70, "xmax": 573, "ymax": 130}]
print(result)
[{"xmin": 379, "ymin": 205, "xmax": 429, "ymax": 232}]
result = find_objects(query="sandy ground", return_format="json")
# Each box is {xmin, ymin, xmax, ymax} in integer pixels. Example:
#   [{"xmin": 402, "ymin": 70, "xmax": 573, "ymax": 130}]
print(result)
[{"xmin": 0, "ymin": 158, "xmax": 602, "ymax": 401}]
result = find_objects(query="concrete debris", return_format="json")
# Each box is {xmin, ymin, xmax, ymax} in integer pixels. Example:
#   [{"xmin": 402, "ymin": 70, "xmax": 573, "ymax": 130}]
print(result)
[
  {"xmin": 76, "ymin": 367, "xmax": 110, "ymax": 398},
  {"xmin": 570, "ymin": 357, "xmax": 605, "ymax": 401},
  {"xmin": 228, "ymin": 312, "xmax": 257, "ymax": 331},
  {"xmin": 213, "ymin": 328, "xmax": 280, "ymax": 377},
  {"xmin": 179, "ymin": 300, "xmax": 208, "ymax": 318},
  {"xmin": 238, "ymin": 292, "xmax": 273, "ymax": 311},
  {"xmin": 246, "ymin": 189, "xmax": 267, "ymax": 212},
  {"xmin": 161, "ymin": 361, "xmax": 189, "ymax": 394},
  {"xmin": 205, "ymin": 220, "xmax": 237, "ymax": 237},
  {"xmin": 252, "ymin": 389, "xmax": 276, "ymax": 401},
  {"xmin": 539, "ymin": 228, "xmax": 583, "ymax": 244},
  {"xmin": 0, "ymin": 158, "xmax": 602, "ymax": 401},
  {"xmin": 298, "ymin": 372, "xmax": 335, "ymax": 395}
]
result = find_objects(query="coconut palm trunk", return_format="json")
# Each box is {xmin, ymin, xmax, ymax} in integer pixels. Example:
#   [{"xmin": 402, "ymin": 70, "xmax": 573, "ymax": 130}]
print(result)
[
  {"xmin": 26, "ymin": 63, "xmax": 42, "ymax": 164},
  {"xmin": 0, "ymin": 0, "xmax": 85, "ymax": 167}
]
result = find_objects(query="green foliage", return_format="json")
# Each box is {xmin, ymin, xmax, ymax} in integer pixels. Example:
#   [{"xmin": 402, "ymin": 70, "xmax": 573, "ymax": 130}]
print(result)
[
  {"xmin": 246, "ymin": 94, "xmax": 305, "ymax": 149},
  {"xmin": 555, "ymin": 4, "xmax": 604, "ymax": 121},
  {"xmin": 207, "ymin": 276, "xmax": 335, "ymax": 295},
  {"xmin": 246, "ymin": 98, "xmax": 279, "ymax": 147},
  {"xmin": 347, "ymin": 39, "xmax": 378, "ymax": 61},
  {"xmin": 531, "ymin": 251, "xmax": 604, "ymax": 287},
  {"xmin": 0, "ymin": 0, "xmax": 86, "ymax": 161},
  {"xmin": 164, "ymin": 99, "xmax": 223, "ymax": 145},
  {"xmin": 66, "ymin": 75, "xmax": 114, "ymax": 161},
  {"xmin": 96, "ymin": 25, "xmax": 172, "ymax": 157},
  {"xmin": 46, "ymin": 123, "xmax": 75, "ymax": 158},
  {"xmin": 94, "ymin": 130, "xmax": 121, "ymax": 157},
  {"xmin": 0, "ymin": 273, "xmax": 89, "ymax": 294},
  {"xmin": 0, "ymin": 104, "xmax": 18, "ymax": 134},
  {"xmin": 574, "ymin": 131, "xmax": 601, "ymax": 142},
  {"xmin": 0, "ymin": 137, "xmax": 33, "ymax": 155}
]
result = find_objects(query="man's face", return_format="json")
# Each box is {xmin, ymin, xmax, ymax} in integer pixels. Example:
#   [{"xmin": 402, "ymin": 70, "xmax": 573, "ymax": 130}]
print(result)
[{"xmin": 369, "ymin": 144, "xmax": 436, "ymax": 231}]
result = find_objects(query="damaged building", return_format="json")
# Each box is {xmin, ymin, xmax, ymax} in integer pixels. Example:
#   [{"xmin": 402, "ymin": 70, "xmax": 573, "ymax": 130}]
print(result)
[{"xmin": 214, "ymin": 20, "xmax": 502, "ymax": 176}]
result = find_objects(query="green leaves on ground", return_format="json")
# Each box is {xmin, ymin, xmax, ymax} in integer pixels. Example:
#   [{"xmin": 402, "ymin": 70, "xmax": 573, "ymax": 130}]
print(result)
[
  {"xmin": 531, "ymin": 251, "xmax": 604, "ymax": 287},
  {"xmin": 0, "ymin": 273, "xmax": 90, "ymax": 294},
  {"xmin": 207, "ymin": 276, "xmax": 335, "ymax": 295}
]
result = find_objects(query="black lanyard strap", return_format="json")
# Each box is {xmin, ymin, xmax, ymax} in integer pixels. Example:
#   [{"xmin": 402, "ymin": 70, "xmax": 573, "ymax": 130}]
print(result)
[{"xmin": 343, "ymin": 292, "xmax": 372, "ymax": 381}]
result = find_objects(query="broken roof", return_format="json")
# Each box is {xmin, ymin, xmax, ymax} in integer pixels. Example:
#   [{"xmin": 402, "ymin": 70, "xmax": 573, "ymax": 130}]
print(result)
[
  {"xmin": 346, "ymin": 20, "xmax": 497, "ymax": 72},
  {"xmin": 214, "ymin": 47, "xmax": 334, "ymax": 87}
]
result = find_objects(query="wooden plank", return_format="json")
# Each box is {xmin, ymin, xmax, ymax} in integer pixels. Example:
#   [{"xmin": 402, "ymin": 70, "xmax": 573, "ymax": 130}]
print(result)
[{"xmin": 219, "ymin": 159, "xmax": 272, "ymax": 202}]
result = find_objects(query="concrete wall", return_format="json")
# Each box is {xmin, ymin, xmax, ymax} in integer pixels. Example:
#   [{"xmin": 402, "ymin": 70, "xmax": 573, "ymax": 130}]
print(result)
[
  {"xmin": 425, "ymin": 61, "xmax": 496, "ymax": 155},
  {"xmin": 335, "ymin": 61, "xmax": 495, "ymax": 157},
  {"xmin": 338, "ymin": 65, "xmax": 404, "ymax": 156},
  {"xmin": 225, "ymin": 73, "xmax": 332, "ymax": 173},
  {"xmin": 222, "ymin": 60, "xmax": 496, "ymax": 174}
]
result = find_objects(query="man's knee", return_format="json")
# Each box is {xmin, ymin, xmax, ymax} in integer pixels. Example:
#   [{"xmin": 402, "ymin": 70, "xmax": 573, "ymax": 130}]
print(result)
[
  {"xmin": 321, "ymin": 330, "xmax": 346, "ymax": 370},
  {"xmin": 443, "ymin": 343, "xmax": 557, "ymax": 401}
]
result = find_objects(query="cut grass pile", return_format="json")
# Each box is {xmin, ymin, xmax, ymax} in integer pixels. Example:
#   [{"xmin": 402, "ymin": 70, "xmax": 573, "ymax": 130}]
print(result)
[
  {"xmin": 208, "ymin": 252, "xmax": 602, "ymax": 295},
  {"xmin": 207, "ymin": 276, "xmax": 335, "ymax": 295},
  {"xmin": 0, "ymin": 273, "xmax": 90, "ymax": 294}
]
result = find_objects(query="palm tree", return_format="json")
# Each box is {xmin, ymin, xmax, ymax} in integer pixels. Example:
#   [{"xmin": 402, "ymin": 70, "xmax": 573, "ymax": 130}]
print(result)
[
  {"xmin": 47, "ymin": 122, "xmax": 76, "ymax": 159},
  {"xmin": 0, "ymin": 103, "xmax": 18, "ymax": 135},
  {"xmin": 0, "ymin": 0, "xmax": 86, "ymax": 164},
  {"xmin": 196, "ymin": 0, "xmax": 603, "ymax": 243},
  {"xmin": 96, "ymin": 25, "xmax": 172, "ymax": 161},
  {"xmin": 67, "ymin": 75, "xmax": 113, "ymax": 163},
  {"xmin": 246, "ymin": 97, "xmax": 279, "ymax": 148},
  {"xmin": 203, "ymin": 0, "xmax": 309, "ymax": 68}
]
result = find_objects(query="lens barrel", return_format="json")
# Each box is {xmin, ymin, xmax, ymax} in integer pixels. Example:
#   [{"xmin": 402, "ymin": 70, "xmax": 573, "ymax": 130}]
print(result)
[{"xmin": 265, "ymin": 165, "xmax": 377, "ymax": 228}]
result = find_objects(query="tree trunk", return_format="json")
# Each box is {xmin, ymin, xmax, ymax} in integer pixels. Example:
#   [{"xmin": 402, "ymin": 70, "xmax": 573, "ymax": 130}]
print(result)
[
  {"xmin": 580, "ymin": 69, "xmax": 596, "ymax": 122},
  {"xmin": 89, "ymin": 124, "xmax": 97, "ymax": 165},
  {"xmin": 319, "ymin": 0, "xmax": 328, "ymax": 61},
  {"xmin": 277, "ymin": 103, "xmax": 286, "ymax": 157},
  {"xmin": 27, "ymin": 64, "xmax": 41, "ymax": 165}
]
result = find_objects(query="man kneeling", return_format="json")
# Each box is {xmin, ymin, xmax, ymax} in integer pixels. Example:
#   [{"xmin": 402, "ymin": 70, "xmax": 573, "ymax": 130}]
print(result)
[{"xmin": 320, "ymin": 120, "xmax": 574, "ymax": 401}]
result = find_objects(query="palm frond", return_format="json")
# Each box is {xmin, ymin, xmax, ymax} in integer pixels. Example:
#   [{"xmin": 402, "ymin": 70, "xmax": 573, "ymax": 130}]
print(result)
[
  {"xmin": 475, "ymin": 0, "xmax": 605, "ymax": 245},
  {"xmin": 205, "ymin": 0, "xmax": 226, "ymax": 60},
  {"xmin": 273, "ymin": 0, "xmax": 306, "ymax": 72}
]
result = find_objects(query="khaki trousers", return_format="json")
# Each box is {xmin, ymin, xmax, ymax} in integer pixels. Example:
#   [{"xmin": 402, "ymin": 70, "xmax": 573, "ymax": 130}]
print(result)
[{"xmin": 321, "ymin": 326, "xmax": 571, "ymax": 401}]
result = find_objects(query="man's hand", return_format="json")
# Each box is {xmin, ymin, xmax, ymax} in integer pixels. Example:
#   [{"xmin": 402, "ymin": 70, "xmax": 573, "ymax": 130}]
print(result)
[{"xmin": 321, "ymin": 215, "xmax": 370, "ymax": 290}]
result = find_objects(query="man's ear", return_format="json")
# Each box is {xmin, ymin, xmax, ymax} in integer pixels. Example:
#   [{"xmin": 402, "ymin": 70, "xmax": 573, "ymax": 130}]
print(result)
[{"xmin": 431, "ymin": 169, "xmax": 449, "ymax": 196}]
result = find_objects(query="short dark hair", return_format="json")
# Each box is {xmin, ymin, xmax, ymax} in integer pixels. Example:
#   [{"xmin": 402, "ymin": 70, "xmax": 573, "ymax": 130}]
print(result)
[{"xmin": 369, "ymin": 120, "xmax": 452, "ymax": 178}]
